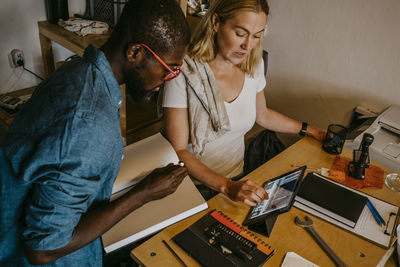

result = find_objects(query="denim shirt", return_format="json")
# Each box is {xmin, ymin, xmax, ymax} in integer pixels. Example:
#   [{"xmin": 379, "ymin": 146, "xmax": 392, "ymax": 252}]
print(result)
[{"xmin": 0, "ymin": 45, "xmax": 124, "ymax": 266}]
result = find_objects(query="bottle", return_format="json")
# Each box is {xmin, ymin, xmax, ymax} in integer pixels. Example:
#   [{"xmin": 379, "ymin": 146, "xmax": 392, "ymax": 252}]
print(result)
[{"xmin": 46, "ymin": 0, "xmax": 69, "ymax": 24}]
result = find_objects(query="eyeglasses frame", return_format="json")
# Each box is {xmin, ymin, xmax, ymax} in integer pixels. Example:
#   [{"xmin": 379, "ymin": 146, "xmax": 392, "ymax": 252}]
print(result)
[{"xmin": 139, "ymin": 43, "xmax": 182, "ymax": 82}]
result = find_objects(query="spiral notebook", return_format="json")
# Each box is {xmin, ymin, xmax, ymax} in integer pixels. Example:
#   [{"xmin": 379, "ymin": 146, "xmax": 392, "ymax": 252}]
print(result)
[{"xmin": 173, "ymin": 209, "xmax": 275, "ymax": 267}]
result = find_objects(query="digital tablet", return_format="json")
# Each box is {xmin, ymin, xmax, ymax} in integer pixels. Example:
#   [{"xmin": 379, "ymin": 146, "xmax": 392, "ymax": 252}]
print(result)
[{"xmin": 243, "ymin": 166, "xmax": 306, "ymax": 226}]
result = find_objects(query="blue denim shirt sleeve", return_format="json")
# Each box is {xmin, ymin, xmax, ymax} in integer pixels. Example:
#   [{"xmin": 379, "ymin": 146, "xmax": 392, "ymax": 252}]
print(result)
[
  {"xmin": 22, "ymin": 114, "xmax": 115, "ymax": 250},
  {"xmin": 1, "ymin": 45, "xmax": 124, "ymax": 261}
]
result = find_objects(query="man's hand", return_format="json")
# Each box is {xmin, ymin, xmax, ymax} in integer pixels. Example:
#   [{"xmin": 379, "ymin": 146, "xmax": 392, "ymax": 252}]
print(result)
[
  {"xmin": 225, "ymin": 180, "xmax": 269, "ymax": 206},
  {"xmin": 135, "ymin": 163, "xmax": 188, "ymax": 202}
]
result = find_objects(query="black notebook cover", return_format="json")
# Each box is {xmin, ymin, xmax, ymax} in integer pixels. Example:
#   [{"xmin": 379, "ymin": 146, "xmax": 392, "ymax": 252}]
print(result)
[
  {"xmin": 173, "ymin": 210, "xmax": 274, "ymax": 267},
  {"xmin": 297, "ymin": 173, "xmax": 367, "ymax": 225}
]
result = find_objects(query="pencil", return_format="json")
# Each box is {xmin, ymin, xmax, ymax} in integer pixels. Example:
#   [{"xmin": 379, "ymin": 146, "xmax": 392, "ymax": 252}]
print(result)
[{"xmin": 162, "ymin": 239, "xmax": 187, "ymax": 267}]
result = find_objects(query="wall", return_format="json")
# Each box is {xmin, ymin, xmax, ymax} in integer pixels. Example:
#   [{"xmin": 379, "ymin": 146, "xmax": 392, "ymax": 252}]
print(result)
[
  {"xmin": 0, "ymin": 0, "xmax": 85, "ymax": 94},
  {"xmin": 263, "ymin": 0, "xmax": 400, "ymax": 144},
  {"xmin": 2, "ymin": 1, "xmax": 398, "ymax": 125}
]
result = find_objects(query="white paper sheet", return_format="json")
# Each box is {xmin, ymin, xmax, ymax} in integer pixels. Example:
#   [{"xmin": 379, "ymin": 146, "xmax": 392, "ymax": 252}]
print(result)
[
  {"xmin": 281, "ymin": 252, "xmax": 319, "ymax": 267},
  {"xmin": 111, "ymin": 133, "xmax": 180, "ymax": 195},
  {"xmin": 398, "ymin": 224, "xmax": 400, "ymax": 266}
]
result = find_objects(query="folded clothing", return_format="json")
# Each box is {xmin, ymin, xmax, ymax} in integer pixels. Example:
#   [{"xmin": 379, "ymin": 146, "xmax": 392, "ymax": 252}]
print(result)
[{"xmin": 58, "ymin": 18, "xmax": 108, "ymax": 36}]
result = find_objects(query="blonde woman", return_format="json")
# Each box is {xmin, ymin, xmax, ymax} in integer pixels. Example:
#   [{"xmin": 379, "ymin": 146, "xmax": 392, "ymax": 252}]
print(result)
[{"xmin": 163, "ymin": 0, "xmax": 326, "ymax": 205}]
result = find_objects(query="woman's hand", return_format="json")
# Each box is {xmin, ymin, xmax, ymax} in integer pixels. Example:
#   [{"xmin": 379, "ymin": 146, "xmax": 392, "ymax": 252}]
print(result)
[
  {"xmin": 307, "ymin": 125, "xmax": 327, "ymax": 141},
  {"xmin": 224, "ymin": 179, "xmax": 269, "ymax": 206}
]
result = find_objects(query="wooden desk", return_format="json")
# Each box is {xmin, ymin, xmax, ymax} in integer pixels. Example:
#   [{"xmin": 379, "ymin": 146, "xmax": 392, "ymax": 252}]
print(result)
[
  {"xmin": 130, "ymin": 137, "xmax": 399, "ymax": 266},
  {"xmin": 37, "ymin": 21, "xmax": 163, "ymax": 145}
]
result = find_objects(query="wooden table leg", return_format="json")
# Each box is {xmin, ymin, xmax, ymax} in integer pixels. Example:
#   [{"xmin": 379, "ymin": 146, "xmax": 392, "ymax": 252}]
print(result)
[{"xmin": 39, "ymin": 33, "xmax": 55, "ymax": 78}]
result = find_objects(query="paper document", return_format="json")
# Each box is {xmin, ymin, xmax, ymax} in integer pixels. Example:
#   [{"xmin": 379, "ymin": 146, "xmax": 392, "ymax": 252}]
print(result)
[
  {"xmin": 111, "ymin": 133, "xmax": 181, "ymax": 195},
  {"xmin": 398, "ymin": 225, "xmax": 400, "ymax": 266},
  {"xmin": 102, "ymin": 133, "xmax": 208, "ymax": 253},
  {"xmin": 281, "ymin": 252, "xmax": 319, "ymax": 267}
]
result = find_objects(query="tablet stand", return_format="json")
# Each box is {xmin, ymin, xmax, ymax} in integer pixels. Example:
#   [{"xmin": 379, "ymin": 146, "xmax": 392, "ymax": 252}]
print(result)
[{"xmin": 247, "ymin": 214, "xmax": 278, "ymax": 238}]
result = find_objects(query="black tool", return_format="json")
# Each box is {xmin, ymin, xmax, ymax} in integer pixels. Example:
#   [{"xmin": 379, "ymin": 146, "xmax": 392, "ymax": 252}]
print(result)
[{"xmin": 348, "ymin": 133, "xmax": 374, "ymax": 180}]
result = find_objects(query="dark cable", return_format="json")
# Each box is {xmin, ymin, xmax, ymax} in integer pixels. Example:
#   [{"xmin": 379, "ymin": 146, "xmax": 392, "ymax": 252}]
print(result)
[
  {"xmin": 22, "ymin": 64, "xmax": 44, "ymax": 81},
  {"xmin": 103, "ymin": 0, "xmax": 127, "ymax": 3}
]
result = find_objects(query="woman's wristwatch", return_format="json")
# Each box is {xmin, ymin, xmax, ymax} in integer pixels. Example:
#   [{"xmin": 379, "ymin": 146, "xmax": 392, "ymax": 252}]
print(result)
[{"xmin": 299, "ymin": 122, "xmax": 308, "ymax": 136}]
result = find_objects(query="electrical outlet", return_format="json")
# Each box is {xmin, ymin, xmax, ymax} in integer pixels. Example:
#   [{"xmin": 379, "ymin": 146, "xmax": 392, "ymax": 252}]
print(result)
[{"xmin": 8, "ymin": 49, "xmax": 24, "ymax": 68}]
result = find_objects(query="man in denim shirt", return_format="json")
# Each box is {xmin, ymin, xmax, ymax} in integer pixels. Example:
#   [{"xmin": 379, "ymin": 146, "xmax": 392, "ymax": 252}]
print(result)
[{"xmin": 0, "ymin": 0, "xmax": 190, "ymax": 265}]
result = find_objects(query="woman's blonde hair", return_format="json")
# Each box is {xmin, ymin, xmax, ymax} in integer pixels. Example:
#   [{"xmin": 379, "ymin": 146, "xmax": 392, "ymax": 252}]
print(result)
[{"xmin": 189, "ymin": 0, "xmax": 270, "ymax": 77}]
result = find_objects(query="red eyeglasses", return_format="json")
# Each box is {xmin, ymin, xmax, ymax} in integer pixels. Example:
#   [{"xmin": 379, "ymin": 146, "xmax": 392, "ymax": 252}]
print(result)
[{"xmin": 139, "ymin": 43, "xmax": 183, "ymax": 82}]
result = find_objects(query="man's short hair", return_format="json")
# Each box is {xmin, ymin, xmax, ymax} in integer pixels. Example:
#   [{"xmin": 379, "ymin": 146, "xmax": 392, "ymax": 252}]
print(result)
[{"xmin": 110, "ymin": 0, "xmax": 190, "ymax": 54}]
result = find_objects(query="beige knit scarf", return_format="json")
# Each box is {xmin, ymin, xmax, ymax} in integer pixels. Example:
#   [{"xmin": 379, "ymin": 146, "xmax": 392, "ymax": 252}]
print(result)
[{"xmin": 181, "ymin": 56, "xmax": 231, "ymax": 156}]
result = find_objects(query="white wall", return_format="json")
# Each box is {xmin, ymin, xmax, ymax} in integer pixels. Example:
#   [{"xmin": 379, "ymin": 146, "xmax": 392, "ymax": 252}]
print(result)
[
  {"xmin": 0, "ymin": 0, "xmax": 85, "ymax": 94},
  {"xmin": 263, "ymin": 0, "xmax": 400, "ymax": 142},
  {"xmin": 2, "ymin": 1, "xmax": 398, "ymax": 125}
]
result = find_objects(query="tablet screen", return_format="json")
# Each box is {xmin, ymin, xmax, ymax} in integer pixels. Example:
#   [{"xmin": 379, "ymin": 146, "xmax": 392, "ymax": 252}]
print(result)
[{"xmin": 244, "ymin": 166, "xmax": 306, "ymax": 223}]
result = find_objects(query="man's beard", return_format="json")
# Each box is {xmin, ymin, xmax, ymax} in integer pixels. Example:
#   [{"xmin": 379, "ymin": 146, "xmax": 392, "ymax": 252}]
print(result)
[{"xmin": 125, "ymin": 70, "xmax": 157, "ymax": 103}]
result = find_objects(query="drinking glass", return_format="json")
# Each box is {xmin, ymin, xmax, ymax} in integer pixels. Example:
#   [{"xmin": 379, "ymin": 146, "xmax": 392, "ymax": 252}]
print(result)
[{"xmin": 385, "ymin": 173, "xmax": 400, "ymax": 192}]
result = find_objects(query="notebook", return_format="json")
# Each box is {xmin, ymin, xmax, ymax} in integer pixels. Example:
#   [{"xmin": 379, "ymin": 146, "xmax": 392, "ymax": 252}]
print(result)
[
  {"xmin": 296, "ymin": 172, "xmax": 367, "ymax": 227},
  {"xmin": 294, "ymin": 173, "xmax": 399, "ymax": 248},
  {"xmin": 173, "ymin": 210, "xmax": 275, "ymax": 267},
  {"xmin": 102, "ymin": 133, "xmax": 208, "ymax": 253}
]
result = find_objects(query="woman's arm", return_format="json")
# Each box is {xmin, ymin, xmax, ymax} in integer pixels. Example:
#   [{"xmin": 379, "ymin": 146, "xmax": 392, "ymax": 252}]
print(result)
[
  {"xmin": 255, "ymin": 91, "xmax": 326, "ymax": 141},
  {"xmin": 164, "ymin": 107, "xmax": 268, "ymax": 206}
]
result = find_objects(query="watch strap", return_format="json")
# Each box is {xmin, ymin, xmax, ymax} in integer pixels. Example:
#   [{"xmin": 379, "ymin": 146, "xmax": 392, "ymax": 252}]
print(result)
[{"xmin": 299, "ymin": 122, "xmax": 308, "ymax": 136}]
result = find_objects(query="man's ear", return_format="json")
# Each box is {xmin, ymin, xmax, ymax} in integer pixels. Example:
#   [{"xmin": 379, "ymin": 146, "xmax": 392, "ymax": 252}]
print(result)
[{"xmin": 126, "ymin": 44, "xmax": 145, "ymax": 64}]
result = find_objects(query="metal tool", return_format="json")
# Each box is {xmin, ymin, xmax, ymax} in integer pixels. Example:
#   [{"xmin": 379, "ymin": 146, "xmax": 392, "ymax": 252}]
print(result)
[{"xmin": 295, "ymin": 216, "xmax": 348, "ymax": 267}]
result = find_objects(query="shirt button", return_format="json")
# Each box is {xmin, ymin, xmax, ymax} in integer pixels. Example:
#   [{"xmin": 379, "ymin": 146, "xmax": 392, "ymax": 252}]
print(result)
[
  {"xmin": 118, "ymin": 100, "xmax": 122, "ymax": 106},
  {"xmin": 121, "ymin": 154, "xmax": 124, "ymax": 160}
]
